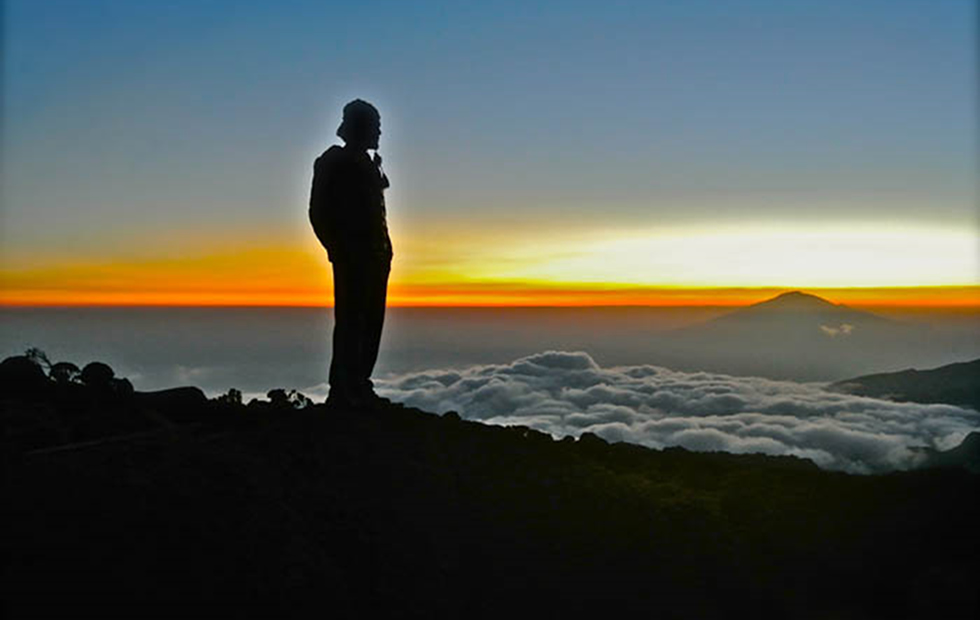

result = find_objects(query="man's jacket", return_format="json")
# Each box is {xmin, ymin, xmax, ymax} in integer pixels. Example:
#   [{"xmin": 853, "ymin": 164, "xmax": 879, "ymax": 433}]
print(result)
[{"xmin": 309, "ymin": 145, "xmax": 392, "ymax": 263}]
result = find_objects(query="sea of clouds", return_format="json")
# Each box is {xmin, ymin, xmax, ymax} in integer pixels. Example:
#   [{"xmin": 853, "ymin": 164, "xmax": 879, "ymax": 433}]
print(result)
[{"xmin": 371, "ymin": 350, "xmax": 979, "ymax": 474}]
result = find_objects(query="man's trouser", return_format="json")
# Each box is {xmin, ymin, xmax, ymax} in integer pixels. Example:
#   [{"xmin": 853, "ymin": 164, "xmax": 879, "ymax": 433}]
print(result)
[{"xmin": 329, "ymin": 256, "xmax": 391, "ymax": 399}]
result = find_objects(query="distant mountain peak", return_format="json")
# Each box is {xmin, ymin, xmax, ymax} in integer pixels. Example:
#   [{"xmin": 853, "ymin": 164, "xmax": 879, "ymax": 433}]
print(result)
[
  {"xmin": 752, "ymin": 291, "xmax": 840, "ymax": 310},
  {"xmin": 774, "ymin": 290, "xmax": 825, "ymax": 301},
  {"xmin": 705, "ymin": 289, "xmax": 887, "ymax": 326}
]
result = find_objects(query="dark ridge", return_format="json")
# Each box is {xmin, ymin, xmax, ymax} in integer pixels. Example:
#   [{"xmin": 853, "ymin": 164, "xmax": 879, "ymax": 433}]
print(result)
[
  {"xmin": 832, "ymin": 358, "xmax": 980, "ymax": 411},
  {"xmin": 927, "ymin": 431, "xmax": 980, "ymax": 470},
  {"xmin": 3, "ymin": 355, "xmax": 980, "ymax": 618}
]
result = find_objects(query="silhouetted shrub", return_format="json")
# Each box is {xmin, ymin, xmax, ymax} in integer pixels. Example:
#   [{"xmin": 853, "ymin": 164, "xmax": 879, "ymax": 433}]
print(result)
[
  {"xmin": 0, "ymin": 355, "xmax": 49, "ymax": 393},
  {"xmin": 266, "ymin": 388, "xmax": 311, "ymax": 409},
  {"xmin": 214, "ymin": 388, "xmax": 243, "ymax": 406},
  {"xmin": 267, "ymin": 389, "xmax": 290, "ymax": 408},
  {"xmin": 288, "ymin": 390, "xmax": 311, "ymax": 409},
  {"xmin": 49, "ymin": 362, "xmax": 82, "ymax": 385},
  {"xmin": 24, "ymin": 347, "xmax": 51, "ymax": 371},
  {"xmin": 80, "ymin": 362, "xmax": 115, "ymax": 388}
]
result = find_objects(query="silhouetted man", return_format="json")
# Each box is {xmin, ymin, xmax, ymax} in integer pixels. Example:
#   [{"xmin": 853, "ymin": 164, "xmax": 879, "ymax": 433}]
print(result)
[{"xmin": 309, "ymin": 99, "xmax": 394, "ymax": 410}]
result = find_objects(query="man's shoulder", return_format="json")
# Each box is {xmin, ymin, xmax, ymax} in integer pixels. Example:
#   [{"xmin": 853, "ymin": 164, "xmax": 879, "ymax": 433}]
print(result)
[{"xmin": 314, "ymin": 145, "xmax": 352, "ymax": 171}]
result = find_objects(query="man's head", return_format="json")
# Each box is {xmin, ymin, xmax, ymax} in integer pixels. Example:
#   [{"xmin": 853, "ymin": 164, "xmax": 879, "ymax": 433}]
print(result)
[{"xmin": 337, "ymin": 99, "xmax": 381, "ymax": 150}]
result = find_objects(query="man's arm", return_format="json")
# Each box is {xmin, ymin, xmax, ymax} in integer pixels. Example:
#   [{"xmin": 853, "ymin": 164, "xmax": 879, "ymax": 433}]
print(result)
[
  {"xmin": 309, "ymin": 153, "xmax": 349, "ymax": 255},
  {"xmin": 309, "ymin": 158, "xmax": 331, "ymax": 250},
  {"xmin": 310, "ymin": 152, "xmax": 370, "ymax": 260}
]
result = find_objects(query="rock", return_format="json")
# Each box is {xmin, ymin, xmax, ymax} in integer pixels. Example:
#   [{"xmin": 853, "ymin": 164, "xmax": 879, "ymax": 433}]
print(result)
[
  {"xmin": 577, "ymin": 432, "xmax": 608, "ymax": 448},
  {"xmin": 134, "ymin": 387, "xmax": 208, "ymax": 423},
  {"xmin": 111, "ymin": 377, "xmax": 135, "ymax": 399},
  {"xmin": 578, "ymin": 433, "xmax": 609, "ymax": 455}
]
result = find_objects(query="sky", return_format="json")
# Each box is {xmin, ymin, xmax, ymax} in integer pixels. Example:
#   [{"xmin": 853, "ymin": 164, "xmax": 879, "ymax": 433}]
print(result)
[{"xmin": 1, "ymin": 0, "xmax": 977, "ymax": 306}]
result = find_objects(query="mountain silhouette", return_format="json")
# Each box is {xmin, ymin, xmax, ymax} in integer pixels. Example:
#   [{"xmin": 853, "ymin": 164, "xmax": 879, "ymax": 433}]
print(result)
[
  {"xmin": 739, "ymin": 290, "xmax": 846, "ymax": 311},
  {"xmin": 702, "ymin": 290, "xmax": 888, "ymax": 331},
  {"xmin": 654, "ymin": 291, "xmax": 942, "ymax": 381},
  {"xmin": 732, "ymin": 290, "xmax": 877, "ymax": 317}
]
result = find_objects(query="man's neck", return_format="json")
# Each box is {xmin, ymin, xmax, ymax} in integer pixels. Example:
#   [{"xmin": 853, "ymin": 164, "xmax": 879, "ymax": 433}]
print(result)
[{"xmin": 343, "ymin": 142, "xmax": 372, "ymax": 157}]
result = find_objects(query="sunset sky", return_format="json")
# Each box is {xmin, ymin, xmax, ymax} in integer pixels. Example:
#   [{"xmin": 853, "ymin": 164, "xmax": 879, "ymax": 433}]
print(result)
[{"xmin": 2, "ymin": 0, "xmax": 977, "ymax": 307}]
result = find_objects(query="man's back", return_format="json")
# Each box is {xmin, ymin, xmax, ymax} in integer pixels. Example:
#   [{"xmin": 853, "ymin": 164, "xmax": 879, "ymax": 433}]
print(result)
[{"xmin": 309, "ymin": 144, "xmax": 392, "ymax": 263}]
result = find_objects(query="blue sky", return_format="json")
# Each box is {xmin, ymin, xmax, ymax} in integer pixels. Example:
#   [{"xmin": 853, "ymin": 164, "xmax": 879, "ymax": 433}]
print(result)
[{"xmin": 1, "ymin": 0, "xmax": 977, "ymax": 302}]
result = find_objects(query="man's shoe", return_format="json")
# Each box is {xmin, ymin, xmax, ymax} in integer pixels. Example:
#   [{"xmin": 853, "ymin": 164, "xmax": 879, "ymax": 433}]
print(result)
[
  {"xmin": 360, "ymin": 391, "xmax": 401, "ymax": 411},
  {"xmin": 324, "ymin": 391, "xmax": 366, "ymax": 411}
]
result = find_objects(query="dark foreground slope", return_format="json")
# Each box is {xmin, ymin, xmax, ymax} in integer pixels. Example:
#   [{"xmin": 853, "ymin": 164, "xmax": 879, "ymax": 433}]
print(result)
[{"xmin": 3, "ymin": 385, "xmax": 979, "ymax": 618}]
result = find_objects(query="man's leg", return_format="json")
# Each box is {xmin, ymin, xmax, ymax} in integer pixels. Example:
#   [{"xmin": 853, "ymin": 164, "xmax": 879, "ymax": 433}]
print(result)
[
  {"xmin": 328, "ymin": 260, "xmax": 363, "ymax": 403},
  {"xmin": 357, "ymin": 258, "xmax": 391, "ymax": 396}
]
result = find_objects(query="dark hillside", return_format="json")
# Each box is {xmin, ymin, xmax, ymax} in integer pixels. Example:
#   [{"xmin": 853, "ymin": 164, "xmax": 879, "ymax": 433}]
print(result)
[
  {"xmin": 833, "ymin": 358, "xmax": 980, "ymax": 411},
  {"xmin": 3, "ymin": 407, "xmax": 978, "ymax": 618},
  {"xmin": 2, "ymin": 355, "xmax": 979, "ymax": 618}
]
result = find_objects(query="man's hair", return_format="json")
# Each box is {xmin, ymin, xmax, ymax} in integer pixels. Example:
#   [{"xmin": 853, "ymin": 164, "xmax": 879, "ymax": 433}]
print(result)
[{"xmin": 337, "ymin": 99, "xmax": 380, "ymax": 143}]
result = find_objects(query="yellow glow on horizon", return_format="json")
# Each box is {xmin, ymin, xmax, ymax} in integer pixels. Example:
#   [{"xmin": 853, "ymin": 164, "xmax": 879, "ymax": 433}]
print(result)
[
  {"xmin": 434, "ymin": 223, "xmax": 980, "ymax": 288},
  {"xmin": 1, "ymin": 221, "xmax": 977, "ymax": 307}
]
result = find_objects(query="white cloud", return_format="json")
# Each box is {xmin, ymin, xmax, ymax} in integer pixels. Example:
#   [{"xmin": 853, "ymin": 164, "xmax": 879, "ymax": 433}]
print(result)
[
  {"xmin": 820, "ymin": 323, "xmax": 855, "ymax": 337},
  {"xmin": 375, "ymin": 350, "xmax": 980, "ymax": 474}
]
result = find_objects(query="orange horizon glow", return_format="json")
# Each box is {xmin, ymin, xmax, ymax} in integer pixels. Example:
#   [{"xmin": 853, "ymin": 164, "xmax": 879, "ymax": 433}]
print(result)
[
  {"xmin": 2, "ymin": 285, "xmax": 978, "ymax": 309},
  {"xmin": 3, "ymin": 226, "xmax": 977, "ymax": 309}
]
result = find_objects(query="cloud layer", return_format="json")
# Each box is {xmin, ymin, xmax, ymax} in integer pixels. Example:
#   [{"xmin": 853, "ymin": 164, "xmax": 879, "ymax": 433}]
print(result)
[{"xmin": 374, "ymin": 351, "xmax": 979, "ymax": 473}]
